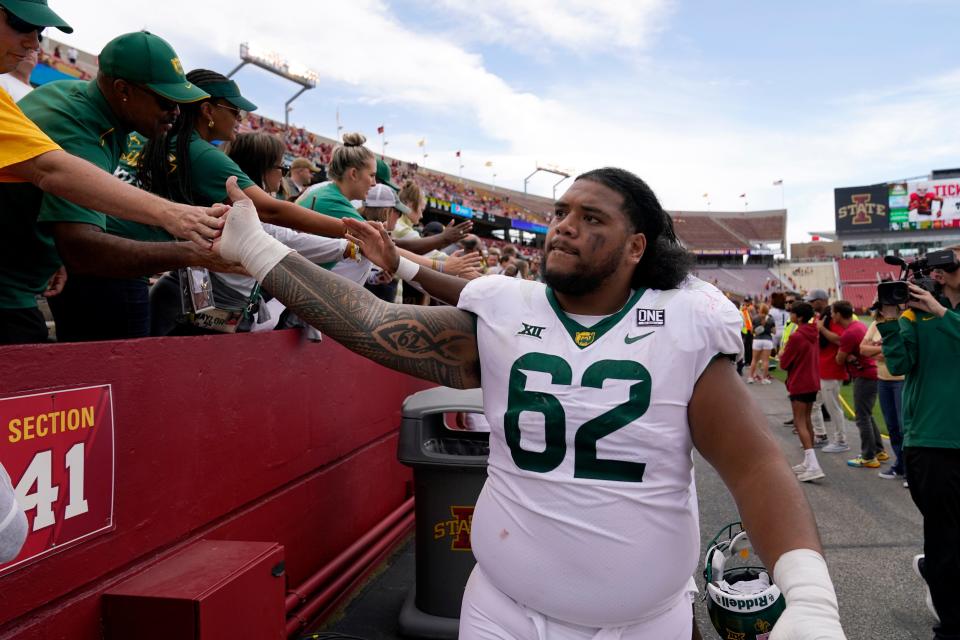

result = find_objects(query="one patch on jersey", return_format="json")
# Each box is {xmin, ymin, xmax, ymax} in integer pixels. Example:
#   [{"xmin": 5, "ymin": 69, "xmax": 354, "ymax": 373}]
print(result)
[
  {"xmin": 517, "ymin": 322, "xmax": 546, "ymax": 339},
  {"xmin": 574, "ymin": 330, "xmax": 596, "ymax": 347},
  {"xmin": 636, "ymin": 308, "xmax": 665, "ymax": 326}
]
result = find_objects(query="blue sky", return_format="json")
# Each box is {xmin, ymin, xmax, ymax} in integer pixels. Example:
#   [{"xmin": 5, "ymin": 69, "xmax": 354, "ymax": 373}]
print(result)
[{"xmin": 54, "ymin": 0, "xmax": 960, "ymax": 244}]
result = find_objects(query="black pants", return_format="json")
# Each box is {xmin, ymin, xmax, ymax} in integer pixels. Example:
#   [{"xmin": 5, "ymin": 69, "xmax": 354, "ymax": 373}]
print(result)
[
  {"xmin": 0, "ymin": 307, "xmax": 49, "ymax": 344},
  {"xmin": 48, "ymin": 275, "xmax": 150, "ymax": 342},
  {"xmin": 738, "ymin": 332, "xmax": 753, "ymax": 373},
  {"xmin": 906, "ymin": 447, "xmax": 960, "ymax": 639}
]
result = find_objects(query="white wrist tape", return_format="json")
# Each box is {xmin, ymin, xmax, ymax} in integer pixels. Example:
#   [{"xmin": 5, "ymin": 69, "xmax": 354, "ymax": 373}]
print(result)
[
  {"xmin": 396, "ymin": 256, "xmax": 421, "ymax": 282},
  {"xmin": 772, "ymin": 549, "xmax": 844, "ymax": 638},
  {"xmin": 219, "ymin": 199, "xmax": 294, "ymax": 282}
]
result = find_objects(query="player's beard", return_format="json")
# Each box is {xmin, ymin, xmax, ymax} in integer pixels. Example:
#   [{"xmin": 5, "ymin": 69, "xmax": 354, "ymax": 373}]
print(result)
[{"xmin": 542, "ymin": 245, "xmax": 625, "ymax": 296}]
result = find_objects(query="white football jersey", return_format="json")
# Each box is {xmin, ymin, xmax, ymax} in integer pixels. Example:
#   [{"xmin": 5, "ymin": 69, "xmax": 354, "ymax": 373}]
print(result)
[{"xmin": 457, "ymin": 274, "xmax": 742, "ymax": 627}]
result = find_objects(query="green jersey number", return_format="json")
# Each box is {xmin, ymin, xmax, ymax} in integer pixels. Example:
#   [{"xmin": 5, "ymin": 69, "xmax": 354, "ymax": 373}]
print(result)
[{"xmin": 504, "ymin": 353, "xmax": 651, "ymax": 482}]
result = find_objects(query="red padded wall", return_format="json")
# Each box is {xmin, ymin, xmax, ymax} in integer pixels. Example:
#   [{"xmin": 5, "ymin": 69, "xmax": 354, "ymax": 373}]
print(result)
[{"xmin": 0, "ymin": 330, "xmax": 432, "ymax": 640}]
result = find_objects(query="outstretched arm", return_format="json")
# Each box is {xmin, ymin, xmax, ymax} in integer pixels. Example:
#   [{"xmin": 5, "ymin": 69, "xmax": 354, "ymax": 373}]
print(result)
[
  {"xmin": 263, "ymin": 253, "xmax": 480, "ymax": 388},
  {"xmin": 219, "ymin": 178, "xmax": 481, "ymax": 388}
]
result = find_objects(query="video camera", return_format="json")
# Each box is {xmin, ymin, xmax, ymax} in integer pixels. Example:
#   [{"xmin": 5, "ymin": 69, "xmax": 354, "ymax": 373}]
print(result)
[{"xmin": 877, "ymin": 249, "xmax": 959, "ymax": 306}]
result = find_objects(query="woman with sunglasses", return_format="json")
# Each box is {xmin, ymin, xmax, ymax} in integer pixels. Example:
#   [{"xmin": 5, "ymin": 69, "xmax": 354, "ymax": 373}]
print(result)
[{"xmin": 134, "ymin": 69, "xmax": 347, "ymax": 239}]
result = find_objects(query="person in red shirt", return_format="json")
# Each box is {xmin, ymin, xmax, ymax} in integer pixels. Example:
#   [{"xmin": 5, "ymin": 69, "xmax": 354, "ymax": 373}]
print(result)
[
  {"xmin": 833, "ymin": 300, "xmax": 888, "ymax": 468},
  {"xmin": 806, "ymin": 289, "xmax": 849, "ymax": 450},
  {"xmin": 779, "ymin": 302, "xmax": 824, "ymax": 482},
  {"xmin": 909, "ymin": 185, "xmax": 943, "ymax": 218}
]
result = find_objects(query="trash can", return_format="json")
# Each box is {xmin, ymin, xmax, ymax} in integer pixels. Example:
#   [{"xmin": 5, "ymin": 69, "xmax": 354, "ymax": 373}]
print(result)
[{"xmin": 397, "ymin": 387, "xmax": 488, "ymax": 639}]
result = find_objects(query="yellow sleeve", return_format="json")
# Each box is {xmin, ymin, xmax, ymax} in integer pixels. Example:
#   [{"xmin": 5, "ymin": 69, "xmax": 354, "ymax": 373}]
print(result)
[{"xmin": 0, "ymin": 87, "xmax": 61, "ymax": 182}]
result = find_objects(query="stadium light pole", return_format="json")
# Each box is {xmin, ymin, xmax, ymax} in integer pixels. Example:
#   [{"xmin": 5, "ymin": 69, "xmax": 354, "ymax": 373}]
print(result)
[
  {"xmin": 228, "ymin": 43, "xmax": 317, "ymax": 131},
  {"xmin": 524, "ymin": 165, "xmax": 571, "ymax": 199}
]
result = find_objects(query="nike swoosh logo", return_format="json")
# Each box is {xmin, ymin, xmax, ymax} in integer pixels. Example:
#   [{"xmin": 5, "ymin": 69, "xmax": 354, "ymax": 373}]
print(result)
[{"xmin": 625, "ymin": 331, "xmax": 655, "ymax": 344}]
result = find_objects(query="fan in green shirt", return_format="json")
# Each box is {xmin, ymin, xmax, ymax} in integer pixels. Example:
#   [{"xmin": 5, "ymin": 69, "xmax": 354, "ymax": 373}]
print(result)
[{"xmin": 0, "ymin": 31, "xmax": 235, "ymax": 344}]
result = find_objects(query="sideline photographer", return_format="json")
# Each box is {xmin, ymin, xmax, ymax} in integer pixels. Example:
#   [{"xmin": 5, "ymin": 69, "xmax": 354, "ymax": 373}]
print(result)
[{"xmin": 877, "ymin": 245, "xmax": 960, "ymax": 639}]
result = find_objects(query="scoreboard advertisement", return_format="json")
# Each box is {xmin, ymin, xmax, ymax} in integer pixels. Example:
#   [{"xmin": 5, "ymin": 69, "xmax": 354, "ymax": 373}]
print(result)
[{"xmin": 836, "ymin": 178, "xmax": 960, "ymax": 234}]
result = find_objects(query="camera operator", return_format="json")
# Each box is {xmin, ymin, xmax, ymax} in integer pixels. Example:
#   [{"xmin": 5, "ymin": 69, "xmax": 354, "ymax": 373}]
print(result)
[{"xmin": 877, "ymin": 245, "xmax": 960, "ymax": 639}]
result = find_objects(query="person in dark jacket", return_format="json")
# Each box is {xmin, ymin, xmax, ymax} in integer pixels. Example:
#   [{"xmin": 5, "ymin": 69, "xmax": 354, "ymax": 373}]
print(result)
[{"xmin": 779, "ymin": 302, "xmax": 824, "ymax": 482}]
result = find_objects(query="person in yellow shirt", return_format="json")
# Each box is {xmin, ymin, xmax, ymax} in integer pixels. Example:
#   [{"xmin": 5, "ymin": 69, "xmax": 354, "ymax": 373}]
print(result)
[{"xmin": 0, "ymin": 0, "xmax": 223, "ymax": 246}]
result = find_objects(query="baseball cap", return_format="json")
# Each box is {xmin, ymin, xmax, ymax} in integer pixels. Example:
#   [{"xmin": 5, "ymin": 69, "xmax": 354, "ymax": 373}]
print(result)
[
  {"xmin": 376, "ymin": 157, "xmax": 398, "ymax": 191},
  {"xmin": 804, "ymin": 288, "xmax": 829, "ymax": 302},
  {"xmin": 291, "ymin": 158, "xmax": 320, "ymax": 172},
  {"xmin": 98, "ymin": 32, "xmax": 209, "ymax": 103},
  {"xmin": 364, "ymin": 183, "xmax": 410, "ymax": 215},
  {"xmin": 198, "ymin": 79, "xmax": 257, "ymax": 112},
  {"xmin": 0, "ymin": 0, "xmax": 72, "ymax": 33}
]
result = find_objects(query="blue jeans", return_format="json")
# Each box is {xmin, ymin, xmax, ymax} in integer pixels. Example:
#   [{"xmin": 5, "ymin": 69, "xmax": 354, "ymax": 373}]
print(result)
[{"xmin": 878, "ymin": 379, "xmax": 905, "ymax": 475}]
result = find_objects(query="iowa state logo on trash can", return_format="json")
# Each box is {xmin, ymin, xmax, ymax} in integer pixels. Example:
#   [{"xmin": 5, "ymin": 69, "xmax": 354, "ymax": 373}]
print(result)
[{"xmin": 433, "ymin": 506, "xmax": 474, "ymax": 551}]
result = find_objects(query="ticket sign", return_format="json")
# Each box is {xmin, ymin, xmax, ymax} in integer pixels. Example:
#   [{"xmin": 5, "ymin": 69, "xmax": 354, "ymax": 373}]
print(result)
[{"xmin": 0, "ymin": 385, "xmax": 115, "ymax": 577}]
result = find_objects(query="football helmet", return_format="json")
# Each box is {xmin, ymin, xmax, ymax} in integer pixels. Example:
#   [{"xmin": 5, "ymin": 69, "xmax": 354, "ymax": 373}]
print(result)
[{"xmin": 703, "ymin": 522, "xmax": 785, "ymax": 640}]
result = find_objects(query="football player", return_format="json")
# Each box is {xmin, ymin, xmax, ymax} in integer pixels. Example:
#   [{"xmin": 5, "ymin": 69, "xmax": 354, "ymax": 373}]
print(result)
[{"xmin": 215, "ymin": 170, "xmax": 845, "ymax": 639}]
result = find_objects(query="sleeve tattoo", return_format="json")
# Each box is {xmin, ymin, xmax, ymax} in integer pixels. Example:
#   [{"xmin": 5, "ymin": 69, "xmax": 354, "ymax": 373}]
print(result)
[{"xmin": 263, "ymin": 253, "xmax": 481, "ymax": 388}]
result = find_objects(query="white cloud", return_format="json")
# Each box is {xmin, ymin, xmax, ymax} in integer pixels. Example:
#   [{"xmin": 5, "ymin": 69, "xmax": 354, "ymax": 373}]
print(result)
[
  {"xmin": 428, "ymin": 0, "xmax": 672, "ymax": 51},
  {"xmin": 50, "ymin": 1, "xmax": 960, "ymax": 246}
]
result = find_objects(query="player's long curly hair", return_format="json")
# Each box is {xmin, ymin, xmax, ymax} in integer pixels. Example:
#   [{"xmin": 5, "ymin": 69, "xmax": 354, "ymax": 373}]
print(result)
[
  {"xmin": 576, "ymin": 167, "xmax": 693, "ymax": 291},
  {"xmin": 138, "ymin": 69, "xmax": 232, "ymax": 204}
]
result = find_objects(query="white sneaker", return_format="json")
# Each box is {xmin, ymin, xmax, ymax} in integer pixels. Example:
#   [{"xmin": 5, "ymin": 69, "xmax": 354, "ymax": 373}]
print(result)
[
  {"xmin": 792, "ymin": 463, "xmax": 807, "ymax": 474},
  {"xmin": 797, "ymin": 467, "xmax": 825, "ymax": 482},
  {"xmin": 903, "ymin": 480, "xmax": 909, "ymax": 489},
  {"xmin": 913, "ymin": 555, "xmax": 939, "ymax": 622},
  {"xmin": 821, "ymin": 442, "xmax": 850, "ymax": 453},
  {"xmin": 760, "ymin": 378, "xmax": 773, "ymax": 385}
]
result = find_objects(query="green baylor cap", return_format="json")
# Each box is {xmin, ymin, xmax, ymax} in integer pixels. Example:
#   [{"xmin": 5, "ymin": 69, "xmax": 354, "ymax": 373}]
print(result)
[
  {"xmin": 200, "ymin": 79, "xmax": 258, "ymax": 112},
  {"xmin": 376, "ymin": 157, "xmax": 398, "ymax": 191},
  {"xmin": 0, "ymin": 0, "xmax": 73, "ymax": 33},
  {"xmin": 98, "ymin": 31, "xmax": 209, "ymax": 103}
]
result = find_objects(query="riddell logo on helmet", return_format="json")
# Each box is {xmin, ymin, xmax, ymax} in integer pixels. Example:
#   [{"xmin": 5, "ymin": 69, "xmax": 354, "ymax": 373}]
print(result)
[{"xmin": 714, "ymin": 593, "xmax": 773, "ymax": 611}]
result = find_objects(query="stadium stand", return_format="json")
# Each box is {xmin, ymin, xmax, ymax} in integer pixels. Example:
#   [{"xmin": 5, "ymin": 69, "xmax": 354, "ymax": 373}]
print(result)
[
  {"xmin": 671, "ymin": 214, "xmax": 750, "ymax": 252},
  {"xmin": 837, "ymin": 258, "xmax": 898, "ymax": 311},
  {"xmin": 690, "ymin": 267, "xmax": 786, "ymax": 299},
  {"xmin": 779, "ymin": 261, "xmax": 840, "ymax": 300},
  {"xmin": 719, "ymin": 212, "xmax": 787, "ymax": 248}
]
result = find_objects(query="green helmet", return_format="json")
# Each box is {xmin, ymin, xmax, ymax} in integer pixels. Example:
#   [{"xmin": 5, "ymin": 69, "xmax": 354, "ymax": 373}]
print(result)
[{"xmin": 703, "ymin": 522, "xmax": 786, "ymax": 640}]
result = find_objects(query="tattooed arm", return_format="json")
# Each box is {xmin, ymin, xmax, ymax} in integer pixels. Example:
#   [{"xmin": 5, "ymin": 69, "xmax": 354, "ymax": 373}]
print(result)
[
  {"xmin": 264, "ymin": 252, "xmax": 481, "ymax": 388},
  {"xmin": 217, "ymin": 177, "xmax": 481, "ymax": 388}
]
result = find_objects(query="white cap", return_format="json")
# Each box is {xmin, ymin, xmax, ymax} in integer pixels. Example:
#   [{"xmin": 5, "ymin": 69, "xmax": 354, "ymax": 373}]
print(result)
[{"xmin": 364, "ymin": 184, "xmax": 410, "ymax": 214}]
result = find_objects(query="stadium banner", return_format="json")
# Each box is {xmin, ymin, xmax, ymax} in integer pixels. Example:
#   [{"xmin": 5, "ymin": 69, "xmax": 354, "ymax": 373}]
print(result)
[
  {"xmin": 834, "ymin": 184, "xmax": 889, "ymax": 234},
  {"xmin": 0, "ymin": 385, "xmax": 115, "ymax": 577},
  {"xmin": 790, "ymin": 241, "xmax": 842, "ymax": 260},
  {"xmin": 889, "ymin": 178, "xmax": 960, "ymax": 231},
  {"xmin": 511, "ymin": 219, "xmax": 549, "ymax": 235},
  {"xmin": 450, "ymin": 203, "xmax": 474, "ymax": 219}
]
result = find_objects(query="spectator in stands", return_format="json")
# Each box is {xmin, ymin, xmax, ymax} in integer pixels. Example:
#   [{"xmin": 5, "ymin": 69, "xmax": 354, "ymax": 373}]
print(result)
[
  {"xmin": 0, "ymin": 12, "xmax": 221, "ymax": 243},
  {"xmin": 748, "ymin": 303, "xmax": 775, "ymax": 384},
  {"xmin": 52, "ymin": 44, "xmax": 60, "ymax": 58},
  {"xmin": 279, "ymin": 157, "xmax": 318, "ymax": 201},
  {"xmin": 833, "ymin": 300, "xmax": 887, "ymax": 468},
  {"xmin": 860, "ymin": 306, "xmax": 905, "ymax": 480},
  {"xmin": 807, "ymin": 290, "xmax": 850, "ymax": 451},
  {"xmin": 779, "ymin": 302, "xmax": 824, "ymax": 482},
  {"xmin": 42, "ymin": 65, "xmax": 273, "ymax": 341},
  {"xmin": 0, "ymin": 31, "xmax": 231, "ymax": 344},
  {"xmin": 139, "ymin": 69, "xmax": 347, "ymax": 238},
  {"xmin": 0, "ymin": 45, "xmax": 34, "ymax": 101},
  {"xmin": 878, "ymin": 245, "xmax": 960, "ymax": 637}
]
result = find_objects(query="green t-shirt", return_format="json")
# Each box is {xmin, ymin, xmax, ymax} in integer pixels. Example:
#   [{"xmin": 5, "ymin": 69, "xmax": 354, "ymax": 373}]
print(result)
[
  {"xmin": 877, "ymin": 301, "xmax": 960, "ymax": 449},
  {"xmin": 300, "ymin": 183, "xmax": 363, "ymax": 270},
  {"xmin": 0, "ymin": 80, "xmax": 128, "ymax": 308},
  {"xmin": 112, "ymin": 131, "xmax": 255, "ymax": 242}
]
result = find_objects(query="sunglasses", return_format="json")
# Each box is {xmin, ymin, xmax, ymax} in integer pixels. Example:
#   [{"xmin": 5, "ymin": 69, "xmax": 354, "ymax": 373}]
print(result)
[
  {"xmin": 3, "ymin": 9, "xmax": 44, "ymax": 39},
  {"xmin": 215, "ymin": 102, "xmax": 246, "ymax": 120},
  {"xmin": 131, "ymin": 84, "xmax": 178, "ymax": 112}
]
